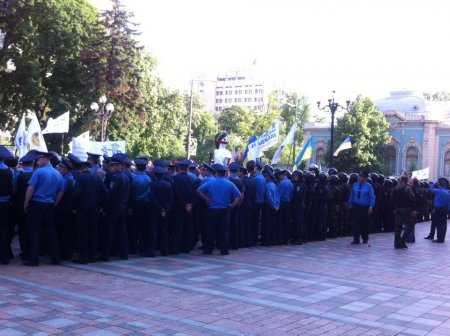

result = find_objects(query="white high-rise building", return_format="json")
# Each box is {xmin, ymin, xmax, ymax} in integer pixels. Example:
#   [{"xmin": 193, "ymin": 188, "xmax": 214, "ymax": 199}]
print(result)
[{"xmin": 194, "ymin": 71, "xmax": 265, "ymax": 114}]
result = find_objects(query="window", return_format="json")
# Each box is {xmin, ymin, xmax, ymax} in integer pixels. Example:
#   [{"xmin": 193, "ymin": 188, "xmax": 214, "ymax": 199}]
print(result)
[
  {"xmin": 405, "ymin": 147, "xmax": 418, "ymax": 171},
  {"xmin": 384, "ymin": 146, "xmax": 397, "ymax": 174},
  {"xmin": 225, "ymin": 98, "xmax": 232, "ymax": 103},
  {"xmin": 215, "ymin": 106, "xmax": 222, "ymax": 112},
  {"xmin": 235, "ymin": 90, "xmax": 242, "ymax": 95},
  {"xmin": 244, "ymin": 98, "xmax": 252, "ymax": 102},
  {"xmin": 216, "ymin": 91, "xmax": 223, "ymax": 96},
  {"xmin": 225, "ymin": 90, "xmax": 233, "ymax": 95},
  {"xmin": 235, "ymin": 98, "xmax": 242, "ymax": 103},
  {"xmin": 245, "ymin": 89, "xmax": 253, "ymax": 94},
  {"xmin": 216, "ymin": 99, "xmax": 222, "ymax": 104},
  {"xmin": 316, "ymin": 148, "xmax": 325, "ymax": 166},
  {"xmin": 199, "ymin": 90, "xmax": 204, "ymax": 94},
  {"xmin": 255, "ymin": 89, "xmax": 263, "ymax": 94},
  {"xmin": 444, "ymin": 151, "xmax": 450, "ymax": 176}
]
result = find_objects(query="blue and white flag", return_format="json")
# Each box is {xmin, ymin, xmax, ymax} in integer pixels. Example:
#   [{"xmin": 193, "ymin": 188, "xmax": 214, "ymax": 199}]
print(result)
[
  {"xmin": 243, "ymin": 135, "xmax": 258, "ymax": 163},
  {"xmin": 333, "ymin": 136, "xmax": 352, "ymax": 157},
  {"xmin": 14, "ymin": 113, "xmax": 28, "ymax": 158}
]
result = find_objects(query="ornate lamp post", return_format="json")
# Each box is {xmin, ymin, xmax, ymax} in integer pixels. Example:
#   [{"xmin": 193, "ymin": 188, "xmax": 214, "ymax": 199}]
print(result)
[
  {"xmin": 317, "ymin": 91, "xmax": 350, "ymax": 168},
  {"xmin": 91, "ymin": 95, "xmax": 114, "ymax": 142}
]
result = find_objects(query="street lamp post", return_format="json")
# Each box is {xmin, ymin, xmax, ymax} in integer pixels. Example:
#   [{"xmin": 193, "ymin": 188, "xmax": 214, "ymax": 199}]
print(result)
[
  {"xmin": 91, "ymin": 95, "xmax": 114, "ymax": 142},
  {"xmin": 187, "ymin": 79, "xmax": 216, "ymax": 159},
  {"xmin": 317, "ymin": 91, "xmax": 350, "ymax": 168}
]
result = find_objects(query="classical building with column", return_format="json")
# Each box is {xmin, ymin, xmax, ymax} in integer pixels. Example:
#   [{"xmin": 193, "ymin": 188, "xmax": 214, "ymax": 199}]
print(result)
[{"xmin": 302, "ymin": 90, "xmax": 450, "ymax": 181}]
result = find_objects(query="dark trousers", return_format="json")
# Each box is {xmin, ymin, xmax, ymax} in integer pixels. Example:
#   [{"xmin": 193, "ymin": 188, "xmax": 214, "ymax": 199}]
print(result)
[
  {"xmin": 292, "ymin": 202, "xmax": 305, "ymax": 242},
  {"xmin": 76, "ymin": 208, "xmax": 99, "ymax": 261},
  {"xmin": 132, "ymin": 201, "xmax": 150, "ymax": 255},
  {"xmin": 27, "ymin": 201, "xmax": 59, "ymax": 264},
  {"xmin": 229, "ymin": 207, "xmax": 240, "ymax": 250},
  {"xmin": 393, "ymin": 207, "xmax": 415, "ymax": 245},
  {"xmin": 102, "ymin": 211, "xmax": 128, "ymax": 260},
  {"xmin": 279, "ymin": 202, "xmax": 291, "ymax": 244},
  {"xmin": 17, "ymin": 208, "xmax": 30, "ymax": 259},
  {"xmin": 204, "ymin": 208, "xmax": 230, "ymax": 255},
  {"xmin": 251, "ymin": 203, "xmax": 263, "ymax": 246},
  {"xmin": 55, "ymin": 210, "xmax": 75, "ymax": 260},
  {"xmin": 171, "ymin": 207, "xmax": 193, "ymax": 254},
  {"xmin": 240, "ymin": 202, "xmax": 253, "ymax": 247},
  {"xmin": 428, "ymin": 211, "xmax": 437, "ymax": 238},
  {"xmin": 351, "ymin": 204, "xmax": 369, "ymax": 243},
  {"xmin": 316, "ymin": 204, "xmax": 328, "ymax": 240},
  {"xmin": 0, "ymin": 203, "xmax": 9, "ymax": 264},
  {"xmin": 153, "ymin": 211, "xmax": 168, "ymax": 256},
  {"xmin": 261, "ymin": 204, "xmax": 275, "ymax": 246},
  {"xmin": 145, "ymin": 209, "xmax": 157, "ymax": 257},
  {"xmin": 434, "ymin": 207, "xmax": 448, "ymax": 242}
]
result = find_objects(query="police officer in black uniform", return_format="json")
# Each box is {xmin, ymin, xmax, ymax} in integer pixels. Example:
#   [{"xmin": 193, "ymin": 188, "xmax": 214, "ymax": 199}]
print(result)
[
  {"xmin": 0, "ymin": 146, "xmax": 13, "ymax": 264},
  {"xmin": 72, "ymin": 160, "xmax": 108, "ymax": 263}
]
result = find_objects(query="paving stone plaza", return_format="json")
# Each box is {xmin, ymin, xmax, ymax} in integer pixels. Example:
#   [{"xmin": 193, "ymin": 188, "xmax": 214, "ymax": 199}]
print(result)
[{"xmin": 1, "ymin": 222, "xmax": 450, "ymax": 336}]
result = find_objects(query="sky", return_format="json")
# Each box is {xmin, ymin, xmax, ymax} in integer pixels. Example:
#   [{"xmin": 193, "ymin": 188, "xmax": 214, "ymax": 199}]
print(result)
[{"xmin": 90, "ymin": 0, "xmax": 450, "ymax": 104}]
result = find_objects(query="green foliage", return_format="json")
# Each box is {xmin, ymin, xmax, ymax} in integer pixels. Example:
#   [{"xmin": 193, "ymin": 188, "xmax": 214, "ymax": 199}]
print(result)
[{"xmin": 332, "ymin": 95, "xmax": 391, "ymax": 172}]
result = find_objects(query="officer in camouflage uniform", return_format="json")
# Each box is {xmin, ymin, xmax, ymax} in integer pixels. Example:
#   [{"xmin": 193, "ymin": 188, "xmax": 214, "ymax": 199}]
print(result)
[{"xmin": 391, "ymin": 176, "xmax": 415, "ymax": 249}]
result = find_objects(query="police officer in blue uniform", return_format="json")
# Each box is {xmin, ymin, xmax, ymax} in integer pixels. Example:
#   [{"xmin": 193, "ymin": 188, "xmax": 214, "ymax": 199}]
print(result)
[
  {"xmin": 87, "ymin": 152, "xmax": 104, "ymax": 177},
  {"xmin": 197, "ymin": 164, "xmax": 241, "ymax": 255},
  {"xmin": 276, "ymin": 169, "xmax": 293, "ymax": 244},
  {"xmin": 0, "ymin": 146, "xmax": 13, "ymax": 264},
  {"xmin": 349, "ymin": 170, "xmax": 375, "ymax": 244},
  {"xmin": 261, "ymin": 169, "xmax": 280, "ymax": 246},
  {"xmin": 252, "ymin": 161, "xmax": 266, "ymax": 246},
  {"xmin": 149, "ymin": 165, "xmax": 174, "ymax": 256},
  {"xmin": 23, "ymin": 151, "xmax": 64, "ymax": 266},
  {"xmin": 131, "ymin": 157, "xmax": 152, "ymax": 256},
  {"xmin": 72, "ymin": 160, "xmax": 108, "ymax": 264},
  {"xmin": 100, "ymin": 154, "xmax": 131, "ymax": 261}
]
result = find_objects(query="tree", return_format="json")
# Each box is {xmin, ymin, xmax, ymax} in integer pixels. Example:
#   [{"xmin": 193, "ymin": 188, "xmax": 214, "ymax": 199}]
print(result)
[
  {"xmin": 332, "ymin": 95, "xmax": 390, "ymax": 172},
  {"xmin": 0, "ymin": 0, "xmax": 99, "ymax": 128}
]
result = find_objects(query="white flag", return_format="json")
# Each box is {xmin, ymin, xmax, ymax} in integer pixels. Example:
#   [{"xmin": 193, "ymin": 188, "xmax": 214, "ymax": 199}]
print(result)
[
  {"xmin": 70, "ymin": 131, "xmax": 90, "ymax": 161},
  {"xmin": 14, "ymin": 113, "xmax": 28, "ymax": 158},
  {"xmin": 42, "ymin": 111, "xmax": 69, "ymax": 134},
  {"xmin": 258, "ymin": 121, "xmax": 280, "ymax": 152},
  {"xmin": 271, "ymin": 122, "xmax": 297, "ymax": 164},
  {"xmin": 26, "ymin": 112, "xmax": 47, "ymax": 152}
]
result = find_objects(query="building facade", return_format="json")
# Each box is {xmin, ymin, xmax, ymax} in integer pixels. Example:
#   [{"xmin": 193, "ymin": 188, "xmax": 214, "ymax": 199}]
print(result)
[
  {"xmin": 303, "ymin": 90, "xmax": 450, "ymax": 181},
  {"xmin": 193, "ymin": 72, "xmax": 265, "ymax": 114}
]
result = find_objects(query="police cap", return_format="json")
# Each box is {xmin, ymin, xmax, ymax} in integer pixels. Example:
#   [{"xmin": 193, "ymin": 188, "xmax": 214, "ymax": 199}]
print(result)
[
  {"xmin": 178, "ymin": 159, "xmax": 191, "ymax": 166},
  {"xmin": 255, "ymin": 161, "xmax": 264, "ymax": 170},
  {"xmin": 0, "ymin": 145, "xmax": 12, "ymax": 159},
  {"xmin": 229, "ymin": 162, "xmax": 240, "ymax": 171}
]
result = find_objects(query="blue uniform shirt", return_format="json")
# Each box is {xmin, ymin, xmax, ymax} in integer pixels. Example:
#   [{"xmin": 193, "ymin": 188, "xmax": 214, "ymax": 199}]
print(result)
[
  {"xmin": 132, "ymin": 171, "xmax": 151, "ymax": 202},
  {"xmin": 28, "ymin": 163, "xmax": 64, "ymax": 203},
  {"xmin": 253, "ymin": 172, "xmax": 266, "ymax": 204},
  {"xmin": 349, "ymin": 181, "xmax": 375, "ymax": 208},
  {"xmin": 0, "ymin": 162, "xmax": 12, "ymax": 202},
  {"xmin": 430, "ymin": 183, "xmax": 450, "ymax": 208},
  {"xmin": 187, "ymin": 171, "xmax": 198, "ymax": 182},
  {"xmin": 200, "ymin": 175, "xmax": 214, "ymax": 185},
  {"xmin": 198, "ymin": 176, "xmax": 240, "ymax": 209},
  {"xmin": 278, "ymin": 178, "xmax": 294, "ymax": 202},
  {"xmin": 265, "ymin": 180, "xmax": 280, "ymax": 209}
]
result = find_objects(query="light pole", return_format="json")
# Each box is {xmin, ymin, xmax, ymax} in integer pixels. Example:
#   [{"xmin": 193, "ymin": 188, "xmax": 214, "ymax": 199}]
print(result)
[
  {"xmin": 91, "ymin": 95, "xmax": 114, "ymax": 142},
  {"xmin": 317, "ymin": 91, "xmax": 350, "ymax": 168},
  {"xmin": 187, "ymin": 79, "xmax": 216, "ymax": 159}
]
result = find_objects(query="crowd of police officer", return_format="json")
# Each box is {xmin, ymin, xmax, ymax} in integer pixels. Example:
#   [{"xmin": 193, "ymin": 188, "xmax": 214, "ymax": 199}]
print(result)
[{"xmin": 0, "ymin": 145, "xmax": 445, "ymax": 266}]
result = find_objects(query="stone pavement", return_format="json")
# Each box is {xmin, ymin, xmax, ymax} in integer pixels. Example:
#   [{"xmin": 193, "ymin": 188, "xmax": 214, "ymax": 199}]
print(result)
[{"xmin": 1, "ymin": 222, "xmax": 450, "ymax": 336}]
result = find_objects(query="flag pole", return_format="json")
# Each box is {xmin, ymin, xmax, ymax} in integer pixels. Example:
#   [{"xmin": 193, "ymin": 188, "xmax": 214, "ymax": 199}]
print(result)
[{"xmin": 61, "ymin": 133, "xmax": 64, "ymax": 154}]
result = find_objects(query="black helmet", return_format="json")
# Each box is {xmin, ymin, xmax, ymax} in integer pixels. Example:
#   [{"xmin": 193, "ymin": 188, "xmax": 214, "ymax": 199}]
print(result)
[
  {"xmin": 328, "ymin": 174, "xmax": 339, "ymax": 185},
  {"xmin": 328, "ymin": 168, "xmax": 338, "ymax": 176},
  {"xmin": 304, "ymin": 172, "xmax": 315, "ymax": 184},
  {"xmin": 285, "ymin": 170, "xmax": 292, "ymax": 180},
  {"xmin": 392, "ymin": 179, "xmax": 398, "ymax": 187},
  {"xmin": 292, "ymin": 170, "xmax": 303, "ymax": 182},
  {"xmin": 48, "ymin": 151, "xmax": 61, "ymax": 167},
  {"xmin": 366, "ymin": 177, "xmax": 373, "ymax": 185},
  {"xmin": 378, "ymin": 174, "xmax": 385, "ymax": 184},
  {"xmin": 349, "ymin": 173, "xmax": 358, "ymax": 184},
  {"xmin": 338, "ymin": 172, "xmax": 349, "ymax": 183},
  {"xmin": 246, "ymin": 160, "xmax": 256, "ymax": 170},
  {"xmin": 264, "ymin": 164, "xmax": 274, "ymax": 173},
  {"xmin": 369, "ymin": 173, "xmax": 378, "ymax": 183},
  {"xmin": 383, "ymin": 179, "xmax": 393, "ymax": 188},
  {"xmin": 318, "ymin": 172, "xmax": 328, "ymax": 183}
]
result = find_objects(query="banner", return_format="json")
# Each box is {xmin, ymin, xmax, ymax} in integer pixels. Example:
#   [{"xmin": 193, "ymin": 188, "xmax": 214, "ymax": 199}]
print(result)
[
  {"xmin": 258, "ymin": 121, "xmax": 279, "ymax": 152},
  {"xmin": 70, "ymin": 132, "xmax": 126, "ymax": 161},
  {"xmin": 271, "ymin": 122, "xmax": 297, "ymax": 164},
  {"xmin": 333, "ymin": 136, "xmax": 352, "ymax": 156},
  {"xmin": 14, "ymin": 113, "xmax": 28, "ymax": 158},
  {"xmin": 42, "ymin": 112, "xmax": 70, "ymax": 134},
  {"xmin": 26, "ymin": 112, "xmax": 47, "ymax": 152},
  {"xmin": 243, "ymin": 135, "xmax": 258, "ymax": 163},
  {"xmin": 411, "ymin": 167, "xmax": 429, "ymax": 180},
  {"xmin": 293, "ymin": 137, "xmax": 312, "ymax": 170}
]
